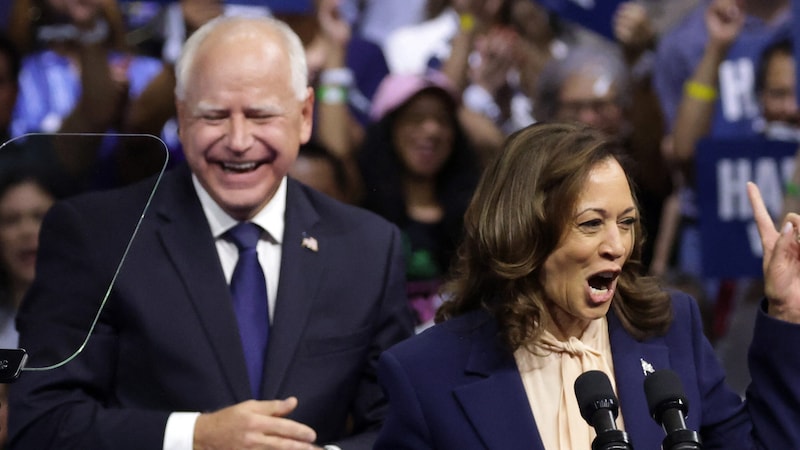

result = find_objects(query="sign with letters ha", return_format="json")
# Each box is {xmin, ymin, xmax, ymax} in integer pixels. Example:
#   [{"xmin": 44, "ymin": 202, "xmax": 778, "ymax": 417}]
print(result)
[
  {"xmin": 695, "ymin": 136, "xmax": 797, "ymax": 278},
  {"xmin": 536, "ymin": 0, "xmax": 625, "ymax": 40}
]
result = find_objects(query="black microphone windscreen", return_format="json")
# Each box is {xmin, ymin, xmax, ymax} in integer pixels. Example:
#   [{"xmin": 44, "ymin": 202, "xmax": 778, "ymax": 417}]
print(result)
[
  {"xmin": 574, "ymin": 370, "xmax": 619, "ymax": 424},
  {"xmin": 644, "ymin": 369, "xmax": 689, "ymax": 418}
]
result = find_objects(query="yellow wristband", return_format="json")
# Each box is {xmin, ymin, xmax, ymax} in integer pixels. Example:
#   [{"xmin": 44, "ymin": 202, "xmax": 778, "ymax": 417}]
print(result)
[
  {"xmin": 684, "ymin": 80, "xmax": 717, "ymax": 102},
  {"xmin": 459, "ymin": 14, "xmax": 475, "ymax": 33}
]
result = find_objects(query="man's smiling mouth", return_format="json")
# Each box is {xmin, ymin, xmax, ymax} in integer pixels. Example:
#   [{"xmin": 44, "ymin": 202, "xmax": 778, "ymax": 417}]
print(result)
[{"xmin": 222, "ymin": 161, "xmax": 259, "ymax": 173}]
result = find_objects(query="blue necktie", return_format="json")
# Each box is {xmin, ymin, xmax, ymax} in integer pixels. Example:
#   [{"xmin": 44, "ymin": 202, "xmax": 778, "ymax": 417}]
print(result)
[{"xmin": 227, "ymin": 222, "xmax": 269, "ymax": 399}]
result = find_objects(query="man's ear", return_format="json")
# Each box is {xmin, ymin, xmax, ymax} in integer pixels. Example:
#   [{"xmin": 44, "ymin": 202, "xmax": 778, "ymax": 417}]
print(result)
[{"xmin": 300, "ymin": 86, "xmax": 315, "ymax": 144}]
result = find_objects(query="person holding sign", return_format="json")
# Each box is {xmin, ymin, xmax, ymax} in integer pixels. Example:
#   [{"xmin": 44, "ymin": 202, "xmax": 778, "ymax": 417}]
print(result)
[{"xmin": 668, "ymin": 0, "xmax": 795, "ymax": 395}]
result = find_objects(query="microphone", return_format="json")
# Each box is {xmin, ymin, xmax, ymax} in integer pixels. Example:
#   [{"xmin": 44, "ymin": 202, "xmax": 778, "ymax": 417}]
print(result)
[
  {"xmin": 643, "ymin": 369, "xmax": 703, "ymax": 450},
  {"xmin": 574, "ymin": 370, "xmax": 634, "ymax": 450}
]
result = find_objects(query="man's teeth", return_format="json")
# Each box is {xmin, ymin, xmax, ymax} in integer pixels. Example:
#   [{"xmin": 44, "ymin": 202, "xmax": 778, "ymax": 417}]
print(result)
[{"xmin": 223, "ymin": 162, "xmax": 257, "ymax": 172}]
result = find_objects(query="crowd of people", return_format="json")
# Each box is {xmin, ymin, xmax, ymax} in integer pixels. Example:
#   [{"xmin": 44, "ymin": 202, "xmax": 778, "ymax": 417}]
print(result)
[{"xmin": 1, "ymin": 0, "xmax": 799, "ymax": 449}]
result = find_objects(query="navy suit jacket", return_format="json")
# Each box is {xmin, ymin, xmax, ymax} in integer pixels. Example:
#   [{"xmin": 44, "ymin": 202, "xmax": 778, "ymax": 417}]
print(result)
[
  {"xmin": 9, "ymin": 164, "xmax": 414, "ymax": 449},
  {"xmin": 375, "ymin": 291, "xmax": 800, "ymax": 449}
]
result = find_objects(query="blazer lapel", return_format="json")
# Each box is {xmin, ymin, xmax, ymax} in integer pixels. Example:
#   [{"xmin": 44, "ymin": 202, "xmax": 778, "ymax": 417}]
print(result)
[
  {"xmin": 608, "ymin": 310, "xmax": 672, "ymax": 450},
  {"xmin": 262, "ymin": 180, "xmax": 325, "ymax": 398},
  {"xmin": 453, "ymin": 318, "xmax": 545, "ymax": 450},
  {"xmin": 156, "ymin": 166, "xmax": 251, "ymax": 401}
]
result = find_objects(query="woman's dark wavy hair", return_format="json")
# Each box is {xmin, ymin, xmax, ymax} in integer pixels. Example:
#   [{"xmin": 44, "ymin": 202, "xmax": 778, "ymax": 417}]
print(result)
[
  {"xmin": 436, "ymin": 121, "xmax": 672, "ymax": 351},
  {"xmin": 357, "ymin": 88, "xmax": 481, "ymax": 267}
]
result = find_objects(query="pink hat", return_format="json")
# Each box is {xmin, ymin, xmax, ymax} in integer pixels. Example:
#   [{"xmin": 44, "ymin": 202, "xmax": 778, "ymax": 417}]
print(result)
[{"xmin": 369, "ymin": 70, "xmax": 458, "ymax": 122}]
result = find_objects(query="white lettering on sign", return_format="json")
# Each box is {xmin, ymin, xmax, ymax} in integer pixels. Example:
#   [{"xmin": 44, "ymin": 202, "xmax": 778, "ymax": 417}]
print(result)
[
  {"xmin": 716, "ymin": 156, "xmax": 794, "ymax": 221},
  {"xmin": 717, "ymin": 159, "xmax": 751, "ymax": 220},
  {"xmin": 719, "ymin": 58, "xmax": 759, "ymax": 122}
]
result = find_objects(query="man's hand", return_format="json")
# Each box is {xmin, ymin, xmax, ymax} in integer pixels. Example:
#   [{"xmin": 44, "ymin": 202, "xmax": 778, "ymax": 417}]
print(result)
[
  {"xmin": 194, "ymin": 397, "xmax": 318, "ymax": 450},
  {"xmin": 748, "ymin": 182, "xmax": 800, "ymax": 323}
]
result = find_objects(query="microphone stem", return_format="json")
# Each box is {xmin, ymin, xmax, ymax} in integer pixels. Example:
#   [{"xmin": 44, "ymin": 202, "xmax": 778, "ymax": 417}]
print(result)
[
  {"xmin": 593, "ymin": 429, "xmax": 634, "ymax": 450},
  {"xmin": 663, "ymin": 429, "xmax": 703, "ymax": 450}
]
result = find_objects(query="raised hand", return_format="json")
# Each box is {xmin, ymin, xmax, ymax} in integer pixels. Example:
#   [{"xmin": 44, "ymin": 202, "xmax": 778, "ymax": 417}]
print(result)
[
  {"xmin": 705, "ymin": 0, "xmax": 745, "ymax": 50},
  {"xmin": 613, "ymin": 2, "xmax": 656, "ymax": 59},
  {"xmin": 747, "ymin": 181, "xmax": 800, "ymax": 323}
]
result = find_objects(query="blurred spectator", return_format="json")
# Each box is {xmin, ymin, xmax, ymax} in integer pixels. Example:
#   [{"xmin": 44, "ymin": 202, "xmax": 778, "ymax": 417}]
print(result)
[
  {"xmin": 663, "ymin": 0, "xmax": 790, "ymax": 283},
  {"xmin": 382, "ymin": 0, "xmax": 507, "ymax": 80},
  {"xmin": 381, "ymin": 0, "xmax": 513, "ymax": 165},
  {"xmin": 357, "ymin": 0, "xmax": 427, "ymax": 48},
  {"xmin": 0, "ymin": 31, "xmax": 81, "ymax": 197},
  {"xmin": 460, "ymin": 0, "xmax": 553, "ymax": 134},
  {"xmin": 289, "ymin": 140, "xmax": 351, "ymax": 203},
  {"xmin": 638, "ymin": 0, "xmax": 703, "ymax": 35},
  {"xmin": 535, "ymin": 42, "xmax": 672, "ymax": 273},
  {"xmin": 0, "ymin": 170, "xmax": 56, "ymax": 349},
  {"xmin": 655, "ymin": 0, "xmax": 790, "ymax": 139},
  {"xmin": 668, "ymin": 1, "xmax": 796, "ymax": 396},
  {"xmin": 384, "ymin": 0, "xmax": 576, "ymax": 135},
  {"xmin": 756, "ymin": 38, "xmax": 800, "ymax": 213},
  {"xmin": 117, "ymin": 0, "xmax": 166, "ymax": 58},
  {"xmin": 754, "ymin": 38, "xmax": 800, "ymax": 144},
  {"xmin": 359, "ymin": 71, "xmax": 481, "ymax": 331},
  {"xmin": 6, "ymin": 0, "xmax": 168, "ymax": 188},
  {"xmin": 305, "ymin": 0, "xmax": 390, "ymax": 179},
  {"xmin": 669, "ymin": 0, "xmax": 748, "ymax": 171},
  {"xmin": 655, "ymin": 0, "xmax": 788, "ymax": 280}
]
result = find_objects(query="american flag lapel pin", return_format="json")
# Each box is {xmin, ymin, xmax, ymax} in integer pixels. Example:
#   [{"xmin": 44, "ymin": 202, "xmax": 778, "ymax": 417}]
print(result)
[
  {"xmin": 301, "ymin": 233, "xmax": 318, "ymax": 252},
  {"xmin": 640, "ymin": 358, "xmax": 655, "ymax": 376}
]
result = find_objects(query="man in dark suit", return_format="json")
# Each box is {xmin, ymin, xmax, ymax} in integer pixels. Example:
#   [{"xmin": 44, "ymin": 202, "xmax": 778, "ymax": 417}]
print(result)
[{"xmin": 8, "ymin": 15, "xmax": 414, "ymax": 450}]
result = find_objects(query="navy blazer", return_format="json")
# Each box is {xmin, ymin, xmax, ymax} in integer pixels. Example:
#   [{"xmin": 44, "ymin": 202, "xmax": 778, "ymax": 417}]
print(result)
[
  {"xmin": 375, "ymin": 291, "xmax": 800, "ymax": 449},
  {"xmin": 9, "ymin": 164, "xmax": 414, "ymax": 450}
]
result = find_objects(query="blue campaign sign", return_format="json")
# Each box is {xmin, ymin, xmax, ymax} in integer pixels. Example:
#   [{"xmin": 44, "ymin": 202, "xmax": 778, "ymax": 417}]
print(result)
[
  {"xmin": 695, "ymin": 136, "xmax": 797, "ymax": 278},
  {"xmin": 536, "ymin": 0, "xmax": 625, "ymax": 40}
]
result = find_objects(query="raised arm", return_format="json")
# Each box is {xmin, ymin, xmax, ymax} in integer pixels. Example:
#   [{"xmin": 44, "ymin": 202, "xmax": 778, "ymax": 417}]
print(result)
[{"xmin": 670, "ymin": 0, "xmax": 744, "ymax": 174}]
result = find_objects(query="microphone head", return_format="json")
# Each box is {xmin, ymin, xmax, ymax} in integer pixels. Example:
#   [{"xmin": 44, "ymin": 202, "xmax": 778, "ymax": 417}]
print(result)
[
  {"xmin": 643, "ymin": 369, "xmax": 690, "ymax": 422},
  {"xmin": 574, "ymin": 370, "xmax": 620, "ymax": 424}
]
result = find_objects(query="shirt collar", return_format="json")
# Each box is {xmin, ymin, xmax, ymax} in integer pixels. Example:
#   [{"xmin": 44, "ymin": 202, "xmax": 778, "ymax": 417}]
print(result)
[{"xmin": 192, "ymin": 174, "xmax": 286, "ymax": 243}]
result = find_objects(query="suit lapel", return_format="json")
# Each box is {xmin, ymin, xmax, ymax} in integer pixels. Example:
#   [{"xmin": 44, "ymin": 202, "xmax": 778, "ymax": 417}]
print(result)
[
  {"xmin": 450, "ymin": 310, "xmax": 676, "ymax": 449},
  {"xmin": 262, "ymin": 180, "xmax": 325, "ymax": 398},
  {"xmin": 155, "ymin": 166, "xmax": 251, "ymax": 401},
  {"xmin": 608, "ymin": 310, "xmax": 672, "ymax": 450},
  {"xmin": 453, "ymin": 318, "xmax": 544, "ymax": 450}
]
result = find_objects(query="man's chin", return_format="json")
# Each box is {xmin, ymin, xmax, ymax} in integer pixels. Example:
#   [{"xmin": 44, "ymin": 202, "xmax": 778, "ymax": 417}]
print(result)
[{"xmin": 210, "ymin": 190, "xmax": 269, "ymax": 219}]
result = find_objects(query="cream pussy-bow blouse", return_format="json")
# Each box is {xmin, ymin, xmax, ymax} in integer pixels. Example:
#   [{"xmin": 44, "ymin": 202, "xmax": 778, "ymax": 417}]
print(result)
[{"xmin": 514, "ymin": 317, "xmax": 623, "ymax": 450}]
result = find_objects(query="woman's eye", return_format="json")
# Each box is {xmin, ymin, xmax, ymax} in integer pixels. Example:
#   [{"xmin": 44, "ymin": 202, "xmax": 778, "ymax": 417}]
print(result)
[
  {"xmin": 619, "ymin": 217, "xmax": 637, "ymax": 229},
  {"xmin": 579, "ymin": 219, "xmax": 602, "ymax": 229}
]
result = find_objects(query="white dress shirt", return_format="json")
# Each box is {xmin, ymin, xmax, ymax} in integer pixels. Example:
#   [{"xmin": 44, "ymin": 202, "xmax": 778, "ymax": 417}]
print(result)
[{"xmin": 162, "ymin": 175, "xmax": 287, "ymax": 450}]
